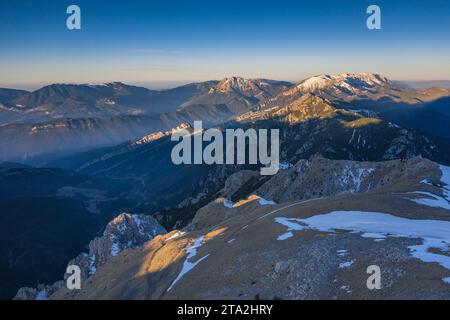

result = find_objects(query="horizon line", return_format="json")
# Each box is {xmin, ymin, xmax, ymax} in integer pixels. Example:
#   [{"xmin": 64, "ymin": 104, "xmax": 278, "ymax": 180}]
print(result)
[{"xmin": 3, "ymin": 76, "xmax": 450, "ymax": 92}]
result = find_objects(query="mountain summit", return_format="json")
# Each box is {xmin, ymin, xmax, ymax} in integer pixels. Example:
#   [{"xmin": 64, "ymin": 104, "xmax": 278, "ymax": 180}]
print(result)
[
  {"xmin": 211, "ymin": 76, "xmax": 291, "ymax": 96},
  {"xmin": 178, "ymin": 77, "xmax": 292, "ymax": 113},
  {"xmin": 297, "ymin": 73, "xmax": 391, "ymax": 92}
]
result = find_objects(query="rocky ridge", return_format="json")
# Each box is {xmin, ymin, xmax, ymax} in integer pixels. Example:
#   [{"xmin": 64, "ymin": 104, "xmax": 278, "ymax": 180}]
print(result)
[{"xmin": 14, "ymin": 213, "xmax": 166, "ymax": 300}]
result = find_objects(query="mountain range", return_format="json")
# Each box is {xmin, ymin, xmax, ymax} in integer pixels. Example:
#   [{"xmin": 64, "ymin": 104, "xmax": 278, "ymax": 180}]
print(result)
[
  {"xmin": 0, "ymin": 78, "xmax": 292, "ymax": 163},
  {"xmin": 2, "ymin": 72, "xmax": 450, "ymax": 300},
  {"xmin": 1, "ymin": 74, "xmax": 450, "ymax": 164}
]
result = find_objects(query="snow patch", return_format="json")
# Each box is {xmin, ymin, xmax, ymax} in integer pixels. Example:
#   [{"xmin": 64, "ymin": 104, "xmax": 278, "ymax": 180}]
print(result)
[
  {"xmin": 339, "ymin": 166, "xmax": 374, "ymax": 193},
  {"xmin": 224, "ymin": 196, "xmax": 276, "ymax": 208},
  {"xmin": 279, "ymin": 162, "xmax": 293, "ymax": 170},
  {"xmin": 167, "ymin": 236, "xmax": 209, "ymax": 291},
  {"xmin": 259, "ymin": 197, "xmax": 276, "ymax": 206},
  {"xmin": 407, "ymin": 165, "xmax": 450, "ymax": 210},
  {"xmin": 361, "ymin": 232, "xmax": 387, "ymax": 240},
  {"xmin": 223, "ymin": 200, "xmax": 234, "ymax": 208},
  {"xmin": 274, "ymin": 217, "xmax": 305, "ymax": 241},
  {"xmin": 274, "ymin": 211, "xmax": 450, "ymax": 270},
  {"xmin": 277, "ymin": 232, "xmax": 294, "ymax": 241},
  {"xmin": 340, "ymin": 285, "xmax": 352, "ymax": 293},
  {"xmin": 339, "ymin": 259, "xmax": 356, "ymax": 269},
  {"xmin": 35, "ymin": 290, "xmax": 48, "ymax": 300},
  {"xmin": 440, "ymin": 165, "xmax": 450, "ymax": 202},
  {"xmin": 407, "ymin": 191, "xmax": 450, "ymax": 210}
]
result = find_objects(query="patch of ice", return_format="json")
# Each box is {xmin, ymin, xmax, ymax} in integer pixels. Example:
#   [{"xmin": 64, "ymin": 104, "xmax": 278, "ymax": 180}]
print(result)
[
  {"xmin": 361, "ymin": 232, "xmax": 387, "ymax": 239},
  {"xmin": 259, "ymin": 197, "xmax": 276, "ymax": 206},
  {"xmin": 223, "ymin": 200, "xmax": 234, "ymax": 208},
  {"xmin": 407, "ymin": 191, "xmax": 450, "ymax": 210},
  {"xmin": 275, "ymin": 211, "xmax": 450, "ymax": 270},
  {"xmin": 340, "ymin": 285, "xmax": 352, "ymax": 293},
  {"xmin": 167, "ymin": 236, "xmax": 209, "ymax": 291},
  {"xmin": 411, "ymin": 165, "xmax": 450, "ymax": 210},
  {"xmin": 279, "ymin": 162, "xmax": 292, "ymax": 170},
  {"xmin": 277, "ymin": 232, "xmax": 294, "ymax": 241},
  {"xmin": 440, "ymin": 165, "xmax": 450, "ymax": 201},
  {"xmin": 443, "ymin": 277, "xmax": 450, "ymax": 284},
  {"xmin": 337, "ymin": 249, "xmax": 348, "ymax": 257},
  {"xmin": 339, "ymin": 259, "xmax": 356, "ymax": 269},
  {"xmin": 35, "ymin": 290, "xmax": 48, "ymax": 300},
  {"xmin": 88, "ymin": 254, "xmax": 96, "ymax": 275},
  {"xmin": 274, "ymin": 217, "xmax": 304, "ymax": 241}
]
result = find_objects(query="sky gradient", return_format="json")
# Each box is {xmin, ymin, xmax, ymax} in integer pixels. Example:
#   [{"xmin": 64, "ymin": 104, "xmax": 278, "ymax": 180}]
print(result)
[{"xmin": 1, "ymin": 0, "xmax": 450, "ymax": 90}]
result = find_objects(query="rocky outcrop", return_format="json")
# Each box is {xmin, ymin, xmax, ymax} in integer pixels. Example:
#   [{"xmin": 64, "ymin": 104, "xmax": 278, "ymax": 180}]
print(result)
[
  {"xmin": 255, "ymin": 156, "xmax": 438, "ymax": 203},
  {"xmin": 14, "ymin": 213, "xmax": 166, "ymax": 300},
  {"xmin": 75, "ymin": 213, "xmax": 166, "ymax": 277},
  {"xmin": 15, "ymin": 282, "xmax": 64, "ymax": 300},
  {"xmin": 187, "ymin": 157, "xmax": 440, "ymax": 231},
  {"xmin": 221, "ymin": 170, "xmax": 260, "ymax": 199}
]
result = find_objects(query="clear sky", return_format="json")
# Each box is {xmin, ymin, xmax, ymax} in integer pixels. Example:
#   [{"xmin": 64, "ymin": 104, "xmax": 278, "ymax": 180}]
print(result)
[{"xmin": 1, "ymin": 0, "xmax": 449, "ymax": 90}]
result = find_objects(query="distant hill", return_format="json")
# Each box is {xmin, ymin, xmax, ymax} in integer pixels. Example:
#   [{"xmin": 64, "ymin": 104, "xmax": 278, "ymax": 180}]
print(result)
[{"xmin": 0, "ymin": 88, "xmax": 29, "ymax": 103}]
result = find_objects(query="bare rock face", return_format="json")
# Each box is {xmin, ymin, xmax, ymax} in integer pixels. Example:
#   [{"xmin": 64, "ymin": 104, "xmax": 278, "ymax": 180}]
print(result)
[
  {"xmin": 255, "ymin": 156, "xmax": 438, "ymax": 203},
  {"xmin": 71, "ymin": 213, "xmax": 167, "ymax": 282},
  {"xmin": 88, "ymin": 213, "xmax": 167, "ymax": 267},
  {"xmin": 187, "ymin": 197, "xmax": 233, "ymax": 231},
  {"xmin": 222, "ymin": 170, "xmax": 260, "ymax": 199},
  {"xmin": 187, "ymin": 157, "xmax": 440, "ymax": 232},
  {"xmin": 14, "ymin": 213, "xmax": 166, "ymax": 300}
]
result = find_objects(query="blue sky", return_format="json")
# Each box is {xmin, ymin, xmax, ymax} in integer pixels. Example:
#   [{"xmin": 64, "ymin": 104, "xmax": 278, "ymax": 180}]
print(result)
[{"xmin": 1, "ymin": 0, "xmax": 449, "ymax": 89}]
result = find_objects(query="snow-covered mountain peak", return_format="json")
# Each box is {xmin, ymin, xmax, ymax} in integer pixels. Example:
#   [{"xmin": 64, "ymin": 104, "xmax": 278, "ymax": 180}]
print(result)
[
  {"xmin": 297, "ymin": 75, "xmax": 334, "ymax": 91},
  {"xmin": 297, "ymin": 73, "xmax": 391, "ymax": 92}
]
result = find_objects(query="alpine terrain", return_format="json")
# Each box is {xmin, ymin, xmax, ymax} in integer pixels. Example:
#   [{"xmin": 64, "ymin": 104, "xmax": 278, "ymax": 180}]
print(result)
[{"xmin": 2, "ymin": 73, "xmax": 450, "ymax": 300}]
